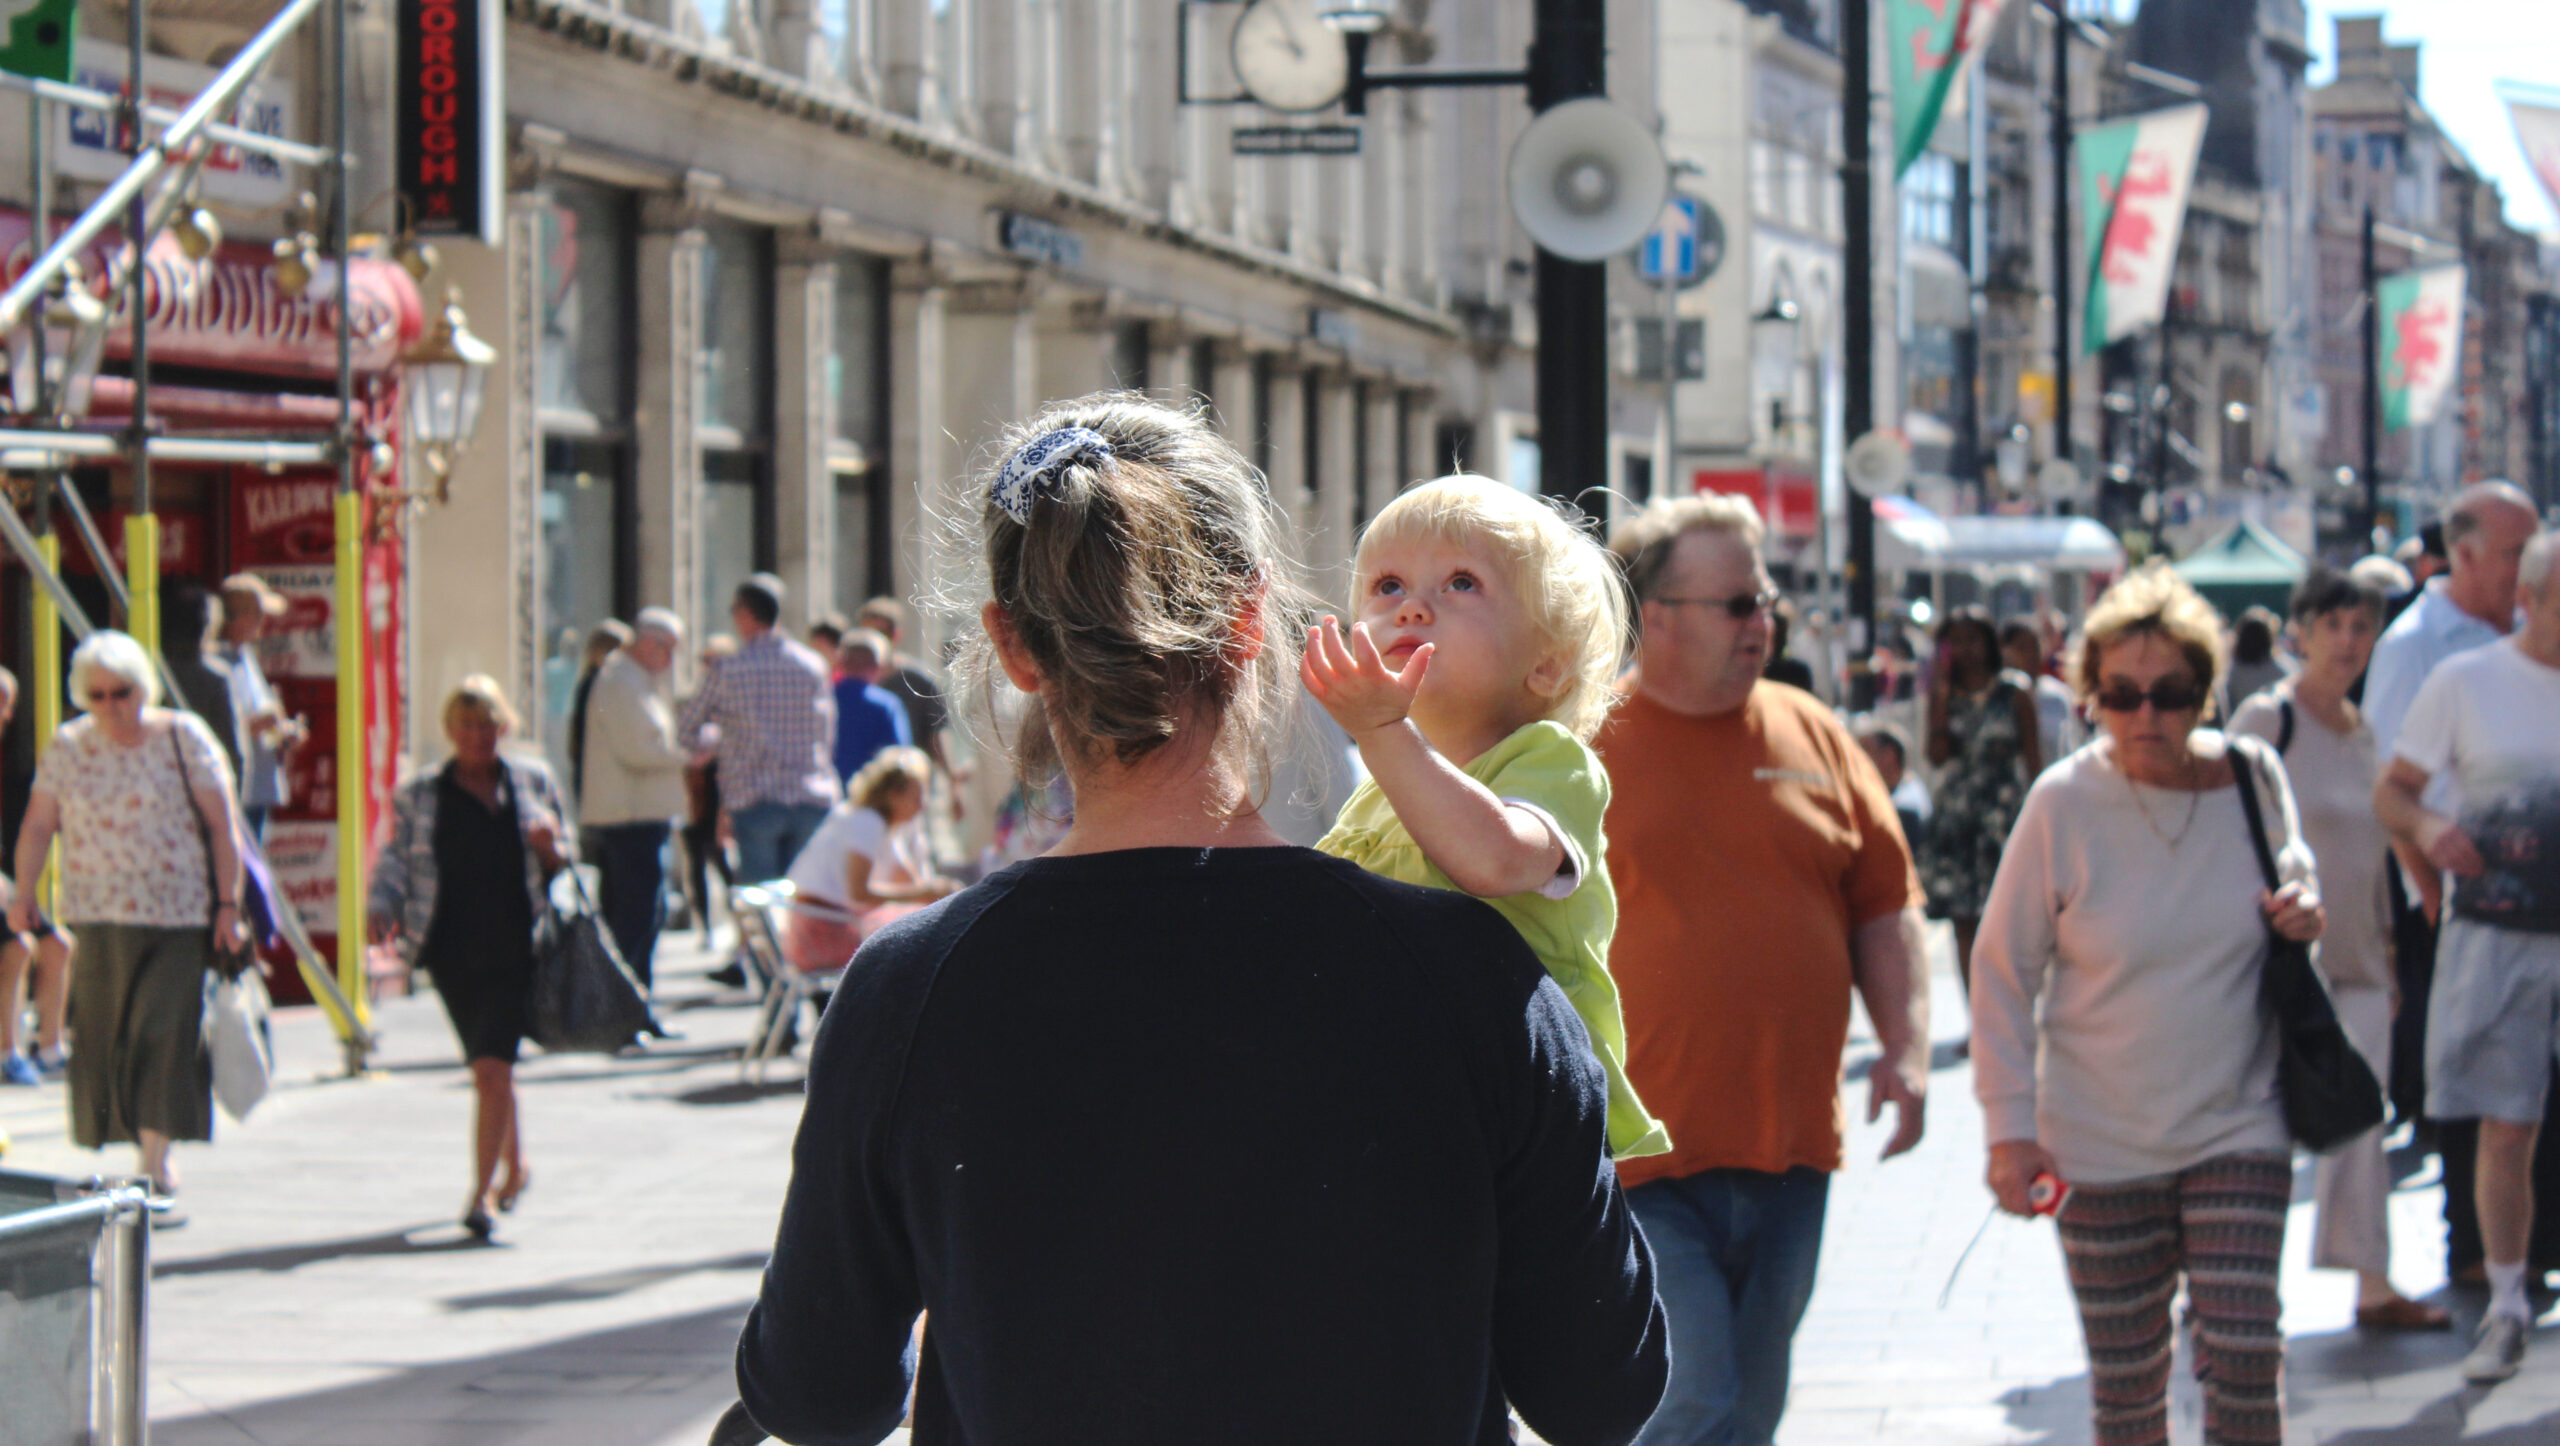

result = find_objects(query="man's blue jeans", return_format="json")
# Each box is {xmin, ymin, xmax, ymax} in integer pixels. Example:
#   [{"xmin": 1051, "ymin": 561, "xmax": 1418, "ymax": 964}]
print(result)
[
  {"xmin": 589, "ymin": 821, "xmax": 670, "ymax": 988},
  {"xmin": 731, "ymin": 801, "xmax": 829, "ymax": 887},
  {"xmin": 1626, "ymin": 1166, "xmax": 1832, "ymax": 1446}
]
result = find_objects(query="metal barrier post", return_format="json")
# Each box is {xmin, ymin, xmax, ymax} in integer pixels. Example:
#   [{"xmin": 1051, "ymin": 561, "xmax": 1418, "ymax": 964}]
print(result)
[
  {"xmin": 33, "ymin": 530, "xmax": 62, "ymax": 914},
  {"xmin": 333, "ymin": 490, "xmax": 369, "ymax": 1030},
  {"xmin": 124, "ymin": 511, "xmax": 159, "ymax": 656},
  {"xmin": 90, "ymin": 1179, "xmax": 150, "ymax": 1445}
]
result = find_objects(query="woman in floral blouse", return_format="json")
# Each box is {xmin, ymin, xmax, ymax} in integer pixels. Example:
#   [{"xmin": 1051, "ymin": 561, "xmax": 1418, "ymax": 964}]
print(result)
[{"xmin": 10, "ymin": 630, "xmax": 247, "ymax": 1207}]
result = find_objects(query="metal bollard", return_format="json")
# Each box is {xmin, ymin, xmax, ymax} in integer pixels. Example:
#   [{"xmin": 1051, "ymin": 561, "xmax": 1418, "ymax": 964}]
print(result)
[{"xmin": 89, "ymin": 1178, "xmax": 152, "ymax": 1446}]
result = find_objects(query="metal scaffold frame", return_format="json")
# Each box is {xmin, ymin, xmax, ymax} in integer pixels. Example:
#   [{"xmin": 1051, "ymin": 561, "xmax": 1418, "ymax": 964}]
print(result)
[{"xmin": 3, "ymin": 0, "xmax": 377, "ymax": 1073}]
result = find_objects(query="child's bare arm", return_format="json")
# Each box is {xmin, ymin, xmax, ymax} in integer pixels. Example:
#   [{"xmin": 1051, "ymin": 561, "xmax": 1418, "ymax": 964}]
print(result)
[{"xmin": 1303, "ymin": 618, "xmax": 1565, "ymax": 898}]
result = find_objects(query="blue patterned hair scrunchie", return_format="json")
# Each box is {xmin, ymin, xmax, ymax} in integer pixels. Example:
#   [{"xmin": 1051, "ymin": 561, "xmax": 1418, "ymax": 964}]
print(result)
[{"xmin": 991, "ymin": 426, "xmax": 1115, "ymax": 525}]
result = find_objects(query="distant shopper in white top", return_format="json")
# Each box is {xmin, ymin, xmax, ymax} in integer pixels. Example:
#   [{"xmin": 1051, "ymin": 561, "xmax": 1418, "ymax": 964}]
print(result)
[
  {"xmin": 2378, "ymin": 528, "xmax": 2560, "ymax": 1384},
  {"xmin": 2229, "ymin": 567, "xmax": 2447, "ymax": 1333},
  {"xmin": 779, "ymin": 747, "xmax": 956, "ymax": 973},
  {"xmin": 1972, "ymin": 562, "xmax": 2323, "ymax": 1446}
]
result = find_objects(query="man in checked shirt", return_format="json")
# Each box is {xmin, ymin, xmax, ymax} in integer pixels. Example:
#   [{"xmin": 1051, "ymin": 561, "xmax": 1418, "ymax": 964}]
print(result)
[{"xmin": 680, "ymin": 575, "xmax": 840, "ymax": 885}]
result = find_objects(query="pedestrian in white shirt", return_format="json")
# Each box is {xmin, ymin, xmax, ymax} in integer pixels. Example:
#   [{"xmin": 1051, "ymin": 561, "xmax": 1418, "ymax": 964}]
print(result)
[
  {"xmin": 2362, "ymin": 482, "xmax": 2541, "ymax": 1289},
  {"xmin": 2378, "ymin": 529, "xmax": 2560, "ymax": 1384}
]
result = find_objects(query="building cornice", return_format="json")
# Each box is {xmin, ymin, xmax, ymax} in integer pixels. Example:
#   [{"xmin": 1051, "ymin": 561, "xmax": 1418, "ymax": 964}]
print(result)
[{"xmin": 503, "ymin": 0, "xmax": 1461, "ymax": 340}]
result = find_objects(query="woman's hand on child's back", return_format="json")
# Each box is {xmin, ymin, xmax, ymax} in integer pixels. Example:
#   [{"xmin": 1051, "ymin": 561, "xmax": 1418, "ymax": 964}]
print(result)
[{"xmin": 1303, "ymin": 617, "xmax": 1432, "ymax": 737}]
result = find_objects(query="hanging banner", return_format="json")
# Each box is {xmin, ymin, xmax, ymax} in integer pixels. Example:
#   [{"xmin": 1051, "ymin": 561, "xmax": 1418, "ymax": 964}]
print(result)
[
  {"xmin": 2508, "ymin": 96, "xmax": 2560, "ymax": 221},
  {"xmin": 2078, "ymin": 104, "xmax": 2207, "ymax": 356},
  {"xmin": 63, "ymin": 41, "xmax": 296, "ymax": 206},
  {"xmin": 396, "ymin": 0, "xmax": 503, "ymax": 245},
  {"xmin": 1889, "ymin": 0, "xmax": 2006, "ymax": 177},
  {"xmin": 2379, "ymin": 264, "xmax": 2466, "ymax": 433},
  {"xmin": 0, "ymin": 0, "xmax": 74, "ymax": 81}
]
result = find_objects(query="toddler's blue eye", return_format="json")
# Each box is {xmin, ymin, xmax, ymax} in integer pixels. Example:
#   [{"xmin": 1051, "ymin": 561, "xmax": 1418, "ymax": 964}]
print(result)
[
  {"xmin": 1373, "ymin": 577, "xmax": 1403, "ymax": 596},
  {"xmin": 1449, "ymin": 573, "xmax": 1479, "ymax": 592}
]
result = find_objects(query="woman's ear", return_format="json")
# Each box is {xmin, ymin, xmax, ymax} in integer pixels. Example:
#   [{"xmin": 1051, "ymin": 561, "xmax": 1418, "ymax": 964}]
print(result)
[
  {"xmin": 1224, "ymin": 582, "xmax": 1269, "ymax": 667},
  {"xmin": 983, "ymin": 602, "xmax": 1047, "ymax": 694}
]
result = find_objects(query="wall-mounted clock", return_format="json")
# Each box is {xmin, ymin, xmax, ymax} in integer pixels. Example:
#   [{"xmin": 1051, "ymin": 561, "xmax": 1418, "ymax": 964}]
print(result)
[{"xmin": 1231, "ymin": 0, "xmax": 1350, "ymax": 114}]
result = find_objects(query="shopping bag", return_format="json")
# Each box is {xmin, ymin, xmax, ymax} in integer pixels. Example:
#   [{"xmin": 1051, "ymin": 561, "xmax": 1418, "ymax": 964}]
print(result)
[
  {"xmin": 205, "ymin": 972, "xmax": 272, "ymax": 1122},
  {"xmin": 529, "ymin": 871, "xmax": 661, "ymax": 1053}
]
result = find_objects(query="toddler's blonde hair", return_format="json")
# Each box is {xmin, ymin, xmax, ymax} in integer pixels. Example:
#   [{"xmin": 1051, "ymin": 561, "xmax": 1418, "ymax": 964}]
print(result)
[{"xmin": 1351, "ymin": 475, "xmax": 1628, "ymax": 741}]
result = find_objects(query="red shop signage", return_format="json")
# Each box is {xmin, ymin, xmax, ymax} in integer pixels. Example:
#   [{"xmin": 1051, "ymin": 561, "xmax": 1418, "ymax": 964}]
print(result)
[
  {"xmin": 1694, "ymin": 468, "xmax": 1820, "ymax": 538},
  {"xmin": 397, "ymin": 0, "xmax": 503, "ymax": 246},
  {"xmin": 0, "ymin": 212, "xmax": 424, "ymax": 379}
]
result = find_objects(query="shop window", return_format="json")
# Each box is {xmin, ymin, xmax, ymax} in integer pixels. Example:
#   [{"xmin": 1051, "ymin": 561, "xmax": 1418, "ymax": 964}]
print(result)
[
  {"xmin": 832, "ymin": 257, "xmax": 887, "ymax": 456},
  {"xmin": 535, "ymin": 180, "xmax": 635, "ymax": 428},
  {"xmin": 541, "ymin": 437, "xmax": 630, "ymax": 642},
  {"xmin": 700, "ymin": 219, "xmax": 774, "ymax": 444},
  {"xmin": 701, "ymin": 452, "xmax": 766, "ymax": 635},
  {"xmin": 836, "ymin": 468, "xmax": 889, "ymax": 615}
]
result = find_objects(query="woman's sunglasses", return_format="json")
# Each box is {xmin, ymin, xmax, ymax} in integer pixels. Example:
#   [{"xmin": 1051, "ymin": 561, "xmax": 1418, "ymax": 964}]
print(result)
[{"xmin": 2091, "ymin": 680, "xmax": 2203, "ymax": 714}]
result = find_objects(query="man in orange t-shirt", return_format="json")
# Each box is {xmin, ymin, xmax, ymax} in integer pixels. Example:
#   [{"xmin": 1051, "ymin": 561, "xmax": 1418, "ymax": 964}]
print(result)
[{"xmin": 1600, "ymin": 496, "xmax": 1930, "ymax": 1446}]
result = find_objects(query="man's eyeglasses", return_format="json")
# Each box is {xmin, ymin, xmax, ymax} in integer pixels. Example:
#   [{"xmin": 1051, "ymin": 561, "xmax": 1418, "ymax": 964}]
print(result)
[
  {"xmin": 84, "ymin": 685, "xmax": 135, "ymax": 705},
  {"xmin": 1654, "ymin": 590, "xmax": 1778, "ymax": 621},
  {"xmin": 2091, "ymin": 680, "xmax": 2204, "ymax": 715}
]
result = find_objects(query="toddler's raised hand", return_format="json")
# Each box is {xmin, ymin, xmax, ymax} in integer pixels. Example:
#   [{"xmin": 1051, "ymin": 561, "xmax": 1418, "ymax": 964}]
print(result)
[{"xmin": 1302, "ymin": 616, "xmax": 1432, "ymax": 737}]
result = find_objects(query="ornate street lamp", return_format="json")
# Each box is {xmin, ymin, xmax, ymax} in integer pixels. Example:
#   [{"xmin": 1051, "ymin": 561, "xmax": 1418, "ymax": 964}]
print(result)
[{"xmin": 400, "ymin": 286, "xmax": 496, "ymax": 498}]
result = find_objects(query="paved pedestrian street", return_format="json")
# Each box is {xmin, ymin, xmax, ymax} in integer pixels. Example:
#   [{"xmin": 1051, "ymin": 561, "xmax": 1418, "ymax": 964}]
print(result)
[{"xmin": 4, "ymin": 925, "xmax": 2559, "ymax": 1445}]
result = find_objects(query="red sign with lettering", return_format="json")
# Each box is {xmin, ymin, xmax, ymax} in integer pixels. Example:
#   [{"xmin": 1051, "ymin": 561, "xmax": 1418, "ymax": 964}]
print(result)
[{"xmin": 397, "ymin": 0, "xmax": 500, "ymax": 245}]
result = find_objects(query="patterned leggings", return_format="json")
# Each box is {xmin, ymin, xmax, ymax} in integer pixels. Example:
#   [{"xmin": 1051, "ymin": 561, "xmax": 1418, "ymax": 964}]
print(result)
[{"xmin": 2057, "ymin": 1151, "xmax": 2291, "ymax": 1446}]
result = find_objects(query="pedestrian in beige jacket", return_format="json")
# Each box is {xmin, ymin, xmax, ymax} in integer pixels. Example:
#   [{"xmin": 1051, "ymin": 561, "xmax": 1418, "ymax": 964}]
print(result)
[{"xmin": 580, "ymin": 608, "xmax": 690, "ymax": 987}]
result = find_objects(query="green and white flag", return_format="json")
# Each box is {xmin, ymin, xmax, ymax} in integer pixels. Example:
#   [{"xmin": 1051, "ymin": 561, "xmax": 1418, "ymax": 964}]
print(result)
[
  {"xmin": 1889, "ymin": 0, "xmax": 2006, "ymax": 177},
  {"xmin": 0, "ymin": 0, "xmax": 74, "ymax": 81},
  {"xmin": 2378, "ymin": 265, "xmax": 2466, "ymax": 432},
  {"xmin": 2077, "ymin": 104, "xmax": 2207, "ymax": 356}
]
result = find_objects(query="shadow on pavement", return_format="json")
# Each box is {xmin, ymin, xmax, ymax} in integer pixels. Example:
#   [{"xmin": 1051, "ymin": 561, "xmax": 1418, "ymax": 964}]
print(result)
[
  {"xmin": 666, "ymin": 1081, "xmax": 806, "ymax": 1107},
  {"xmin": 442, "ymin": 1252, "xmax": 768, "ymax": 1312},
  {"xmin": 156, "ymin": 1224, "xmax": 491, "ymax": 1278},
  {"xmin": 155, "ymin": 1301, "xmax": 754, "ymax": 1446}
]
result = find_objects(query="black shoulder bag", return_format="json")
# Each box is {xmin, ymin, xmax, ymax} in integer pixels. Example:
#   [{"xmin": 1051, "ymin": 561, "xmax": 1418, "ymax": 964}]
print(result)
[{"xmin": 2228, "ymin": 735, "xmax": 2385, "ymax": 1151}]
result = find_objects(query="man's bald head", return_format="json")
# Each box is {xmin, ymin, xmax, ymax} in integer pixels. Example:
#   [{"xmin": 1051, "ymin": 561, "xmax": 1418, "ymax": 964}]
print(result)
[{"xmin": 2445, "ymin": 481, "xmax": 2542, "ymax": 626}]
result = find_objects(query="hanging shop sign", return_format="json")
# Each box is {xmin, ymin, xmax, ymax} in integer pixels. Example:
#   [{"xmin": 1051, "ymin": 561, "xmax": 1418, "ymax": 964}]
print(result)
[
  {"xmin": 62, "ymin": 41, "xmax": 296, "ymax": 207},
  {"xmin": 996, "ymin": 211, "xmax": 1084, "ymax": 270},
  {"xmin": 0, "ymin": 211, "xmax": 425, "ymax": 378},
  {"xmin": 397, "ymin": 0, "xmax": 503, "ymax": 245}
]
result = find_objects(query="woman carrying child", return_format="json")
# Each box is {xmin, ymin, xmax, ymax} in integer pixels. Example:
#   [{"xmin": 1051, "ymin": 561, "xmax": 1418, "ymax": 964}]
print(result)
[{"xmin": 735, "ymin": 395, "xmax": 1668, "ymax": 1446}]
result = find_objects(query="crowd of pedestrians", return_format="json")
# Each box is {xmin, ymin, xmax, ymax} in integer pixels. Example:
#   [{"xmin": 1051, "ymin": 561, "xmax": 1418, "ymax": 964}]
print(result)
[{"xmin": 11, "ymin": 381, "xmax": 2559, "ymax": 1445}]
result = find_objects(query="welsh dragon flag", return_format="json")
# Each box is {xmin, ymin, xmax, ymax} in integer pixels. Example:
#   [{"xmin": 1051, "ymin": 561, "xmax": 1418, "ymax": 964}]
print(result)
[
  {"xmin": 2507, "ymin": 95, "xmax": 2560, "ymax": 219},
  {"xmin": 1889, "ymin": 0, "xmax": 2007, "ymax": 177},
  {"xmin": 2077, "ymin": 104, "xmax": 2208, "ymax": 356},
  {"xmin": 2378, "ymin": 265, "xmax": 2466, "ymax": 433}
]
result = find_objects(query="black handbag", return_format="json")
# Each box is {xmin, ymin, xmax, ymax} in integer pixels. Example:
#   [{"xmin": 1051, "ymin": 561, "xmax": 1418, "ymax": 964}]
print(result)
[
  {"xmin": 2228, "ymin": 735, "xmax": 2387, "ymax": 1152},
  {"xmin": 528, "ymin": 866, "xmax": 661, "ymax": 1054}
]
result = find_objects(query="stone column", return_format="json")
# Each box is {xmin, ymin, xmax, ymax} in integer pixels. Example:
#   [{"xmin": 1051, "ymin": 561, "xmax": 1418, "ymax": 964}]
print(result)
[
  {"xmin": 775, "ymin": 227, "xmax": 839, "ymax": 629},
  {"xmin": 1403, "ymin": 387, "xmax": 1440, "ymax": 485},
  {"xmin": 1211, "ymin": 341, "xmax": 1256, "ymax": 452},
  {"xmin": 1309, "ymin": 368, "xmax": 1358, "ymax": 582},
  {"xmin": 1262, "ymin": 358, "xmax": 1312, "ymax": 549},
  {"xmin": 887, "ymin": 255, "xmax": 950, "ymax": 612},
  {"xmin": 1363, "ymin": 377, "xmax": 1400, "ymax": 508},
  {"xmin": 636, "ymin": 173, "xmax": 717, "ymax": 661}
]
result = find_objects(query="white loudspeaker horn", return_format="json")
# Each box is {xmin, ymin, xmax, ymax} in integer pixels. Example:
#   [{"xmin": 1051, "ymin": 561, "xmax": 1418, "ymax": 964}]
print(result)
[
  {"xmin": 1507, "ymin": 99, "xmax": 1672, "ymax": 262},
  {"xmin": 1843, "ymin": 431, "xmax": 1911, "ymax": 498}
]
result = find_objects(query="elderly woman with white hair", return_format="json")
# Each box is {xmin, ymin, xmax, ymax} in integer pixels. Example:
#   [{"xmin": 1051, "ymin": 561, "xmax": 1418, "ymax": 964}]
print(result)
[{"xmin": 9, "ymin": 630, "xmax": 247, "ymax": 1207}]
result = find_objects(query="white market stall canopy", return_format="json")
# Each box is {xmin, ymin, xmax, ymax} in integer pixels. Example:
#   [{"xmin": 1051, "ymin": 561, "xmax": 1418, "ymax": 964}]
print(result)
[{"xmin": 1873, "ymin": 499, "xmax": 2127, "ymax": 575}]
